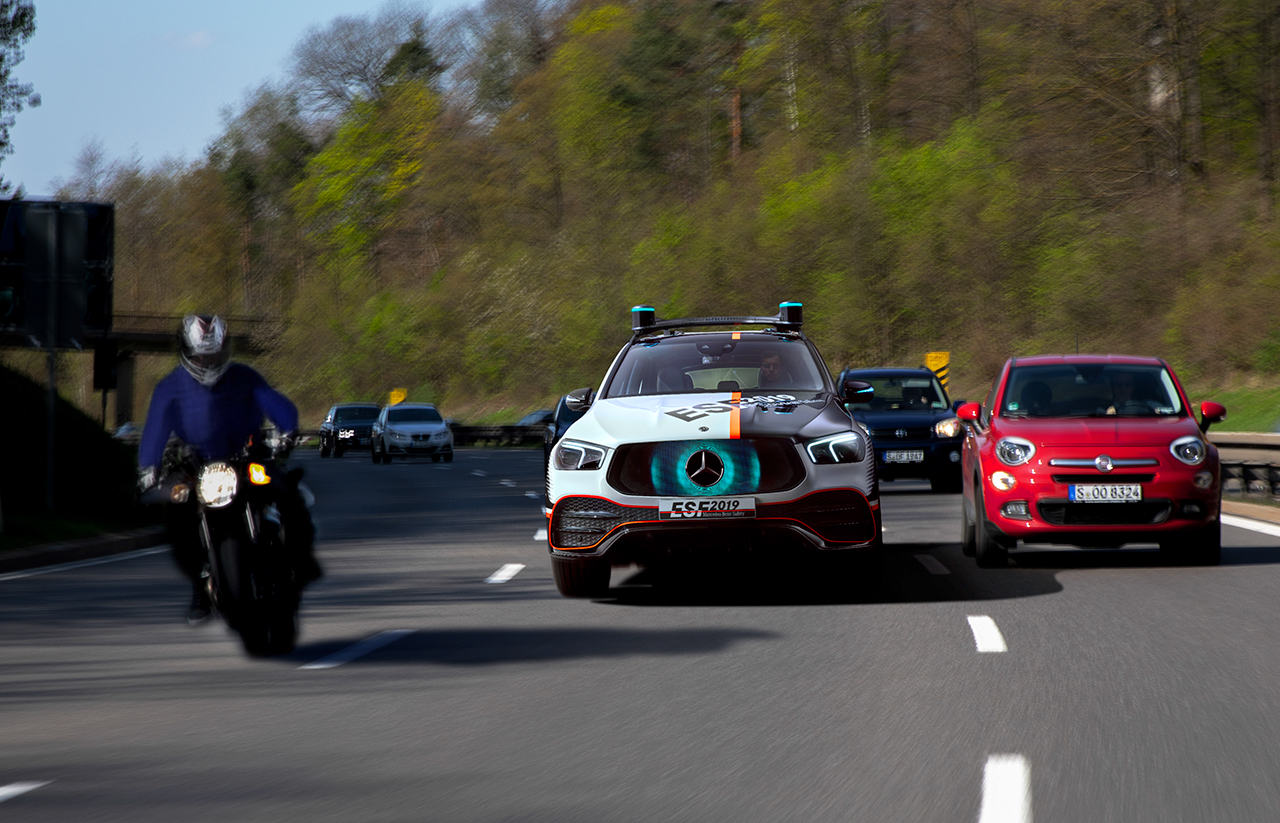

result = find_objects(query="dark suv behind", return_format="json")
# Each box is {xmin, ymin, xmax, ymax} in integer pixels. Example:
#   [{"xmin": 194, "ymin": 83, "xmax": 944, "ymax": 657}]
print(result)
[
  {"xmin": 837, "ymin": 367, "xmax": 964, "ymax": 493},
  {"xmin": 318, "ymin": 403, "xmax": 380, "ymax": 457}
]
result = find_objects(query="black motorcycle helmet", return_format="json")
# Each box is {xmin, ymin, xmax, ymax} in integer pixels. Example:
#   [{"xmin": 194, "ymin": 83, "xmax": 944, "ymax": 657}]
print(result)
[{"xmin": 178, "ymin": 314, "xmax": 231, "ymax": 386}]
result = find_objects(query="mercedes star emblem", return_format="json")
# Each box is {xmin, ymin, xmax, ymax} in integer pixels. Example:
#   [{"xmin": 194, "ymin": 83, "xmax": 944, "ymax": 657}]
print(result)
[
  {"xmin": 895, "ymin": 428, "xmax": 909, "ymax": 439},
  {"xmin": 686, "ymin": 450, "xmax": 726, "ymax": 488}
]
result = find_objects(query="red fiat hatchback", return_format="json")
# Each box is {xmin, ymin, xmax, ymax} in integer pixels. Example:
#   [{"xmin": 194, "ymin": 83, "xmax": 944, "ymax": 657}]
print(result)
[{"xmin": 957, "ymin": 355, "xmax": 1226, "ymax": 567}]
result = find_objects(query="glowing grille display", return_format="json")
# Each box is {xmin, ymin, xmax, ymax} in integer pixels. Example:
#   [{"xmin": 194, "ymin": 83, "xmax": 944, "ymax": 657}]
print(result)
[{"xmin": 649, "ymin": 440, "xmax": 761, "ymax": 496}]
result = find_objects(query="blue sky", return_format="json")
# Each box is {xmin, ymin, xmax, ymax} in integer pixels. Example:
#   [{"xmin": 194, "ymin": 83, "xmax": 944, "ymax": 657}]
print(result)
[{"xmin": 3, "ymin": 1, "xmax": 469, "ymax": 196}]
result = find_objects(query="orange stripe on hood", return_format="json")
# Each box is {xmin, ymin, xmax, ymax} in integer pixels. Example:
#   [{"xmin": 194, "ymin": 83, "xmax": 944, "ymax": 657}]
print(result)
[{"xmin": 729, "ymin": 391, "xmax": 742, "ymax": 439}]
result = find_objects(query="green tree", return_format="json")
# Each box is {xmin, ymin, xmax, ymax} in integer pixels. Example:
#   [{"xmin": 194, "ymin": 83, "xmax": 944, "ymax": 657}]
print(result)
[{"xmin": 0, "ymin": 0, "xmax": 36, "ymax": 193}]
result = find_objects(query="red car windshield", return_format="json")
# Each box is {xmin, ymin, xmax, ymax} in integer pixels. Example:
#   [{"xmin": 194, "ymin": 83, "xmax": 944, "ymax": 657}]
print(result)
[{"xmin": 1001, "ymin": 364, "xmax": 1183, "ymax": 418}]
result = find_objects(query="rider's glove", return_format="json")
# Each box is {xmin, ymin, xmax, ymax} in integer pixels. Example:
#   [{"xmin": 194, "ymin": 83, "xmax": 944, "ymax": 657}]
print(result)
[{"xmin": 137, "ymin": 466, "xmax": 159, "ymax": 493}]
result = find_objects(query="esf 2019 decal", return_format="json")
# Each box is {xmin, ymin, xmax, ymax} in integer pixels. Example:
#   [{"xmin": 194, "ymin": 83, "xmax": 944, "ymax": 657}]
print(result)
[{"xmin": 664, "ymin": 395, "xmax": 814, "ymax": 423}]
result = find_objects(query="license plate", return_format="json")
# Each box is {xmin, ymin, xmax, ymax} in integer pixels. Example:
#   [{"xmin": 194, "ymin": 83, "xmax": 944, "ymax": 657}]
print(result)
[
  {"xmin": 659, "ymin": 498, "xmax": 756, "ymax": 520},
  {"xmin": 884, "ymin": 450, "xmax": 924, "ymax": 463},
  {"xmin": 1069, "ymin": 484, "xmax": 1142, "ymax": 503}
]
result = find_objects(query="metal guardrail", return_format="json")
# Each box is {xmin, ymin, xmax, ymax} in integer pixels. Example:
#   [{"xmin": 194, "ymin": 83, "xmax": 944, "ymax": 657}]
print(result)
[
  {"xmin": 1209, "ymin": 432, "xmax": 1280, "ymax": 497},
  {"xmin": 293, "ymin": 425, "xmax": 546, "ymax": 449},
  {"xmin": 449, "ymin": 424, "xmax": 545, "ymax": 447}
]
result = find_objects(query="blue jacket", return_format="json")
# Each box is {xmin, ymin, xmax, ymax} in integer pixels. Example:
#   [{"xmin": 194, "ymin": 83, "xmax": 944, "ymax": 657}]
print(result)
[{"xmin": 138, "ymin": 363, "xmax": 299, "ymax": 470}]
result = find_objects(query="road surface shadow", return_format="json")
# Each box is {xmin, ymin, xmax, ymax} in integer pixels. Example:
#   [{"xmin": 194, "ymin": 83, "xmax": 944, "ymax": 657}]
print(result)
[{"xmin": 288, "ymin": 626, "xmax": 775, "ymax": 667}]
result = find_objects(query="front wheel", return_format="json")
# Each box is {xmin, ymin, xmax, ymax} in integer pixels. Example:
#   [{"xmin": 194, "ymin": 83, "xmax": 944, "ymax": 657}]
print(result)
[
  {"xmin": 239, "ymin": 608, "xmax": 298, "ymax": 656},
  {"xmin": 551, "ymin": 556, "xmax": 610, "ymax": 598},
  {"xmin": 1160, "ymin": 519, "xmax": 1222, "ymax": 566},
  {"xmin": 973, "ymin": 485, "xmax": 1009, "ymax": 568},
  {"xmin": 319, "ymin": 437, "xmax": 331, "ymax": 458}
]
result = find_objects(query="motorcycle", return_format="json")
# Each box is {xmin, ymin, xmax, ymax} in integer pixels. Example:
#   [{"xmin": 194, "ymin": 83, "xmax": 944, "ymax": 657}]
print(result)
[{"xmin": 144, "ymin": 430, "xmax": 313, "ymax": 656}]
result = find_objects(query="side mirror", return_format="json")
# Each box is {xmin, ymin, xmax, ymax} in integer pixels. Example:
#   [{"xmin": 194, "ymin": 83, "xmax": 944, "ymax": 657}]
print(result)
[
  {"xmin": 565, "ymin": 387, "xmax": 595, "ymax": 412},
  {"xmin": 1199, "ymin": 401, "xmax": 1226, "ymax": 432},
  {"xmin": 956, "ymin": 401, "xmax": 981, "ymax": 422},
  {"xmin": 841, "ymin": 380, "xmax": 874, "ymax": 404}
]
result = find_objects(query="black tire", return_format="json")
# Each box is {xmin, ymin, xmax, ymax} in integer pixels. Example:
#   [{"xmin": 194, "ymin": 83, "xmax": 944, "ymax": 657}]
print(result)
[
  {"xmin": 960, "ymin": 491, "xmax": 977, "ymax": 557},
  {"xmin": 973, "ymin": 485, "xmax": 1010, "ymax": 568},
  {"xmin": 551, "ymin": 556, "xmax": 611, "ymax": 598},
  {"xmin": 930, "ymin": 471, "xmax": 962, "ymax": 494},
  {"xmin": 1160, "ymin": 519, "xmax": 1222, "ymax": 566},
  {"xmin": 319, "ymin": 440, "xmax": 331, "ymax": 458},
  {"xmin": 240, "ymin": 607, "xmax": 298, "ymax": 657}
]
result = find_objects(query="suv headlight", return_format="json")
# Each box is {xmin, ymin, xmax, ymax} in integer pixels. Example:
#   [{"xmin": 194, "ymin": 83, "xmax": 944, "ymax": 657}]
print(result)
[
  {"xmin": 934, "ymin": 417, "xmax": 961, "ymax": 438},
  {"xmin": 197, "ymin": 462, "xmax": 238, "ymax": 508},
  {"xmin": 806, "ymin": 431, "xmax": 868, "ymax": 464},
  {"xmin": 995, "ymin": 437, "xmax": 1036, "ymax": 466},
  {"xmin": 1170, "ymin": 436, "xmax": 1207, "ymax": 466},
  {"xmin": 339, "ymin": 428, "xmax": 355, "ymax": 438},
  {"xmin": 554, "ymin": 440, "xmax": 607, "ymax": 470}
]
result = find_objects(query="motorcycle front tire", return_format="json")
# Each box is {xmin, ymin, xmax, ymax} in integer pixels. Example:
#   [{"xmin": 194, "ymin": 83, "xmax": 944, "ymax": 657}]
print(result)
[{"xmin": 218, "ymin": 535, "xmax": 298, "ymax": 656}]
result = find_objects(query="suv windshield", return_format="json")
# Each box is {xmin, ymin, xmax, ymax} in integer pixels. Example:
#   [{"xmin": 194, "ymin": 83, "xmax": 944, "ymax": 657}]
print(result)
[
  {"xmin": 334, "ymin": 406, "xmax": 379, "ymax": 423},
  {"xmin": 388, "ymin": 407, "xmax": 443, "ymax": 423},
  {"xmin": 1001, "ymin": 364, "xmax": 1183, "ymax": 418},
  {"xmin": 844, "ymin": 374, "xmax": 949, "ymax": 411},
  {"xmin": 605, "ymin": 334, "xmax": 827, "ymax": 398}
]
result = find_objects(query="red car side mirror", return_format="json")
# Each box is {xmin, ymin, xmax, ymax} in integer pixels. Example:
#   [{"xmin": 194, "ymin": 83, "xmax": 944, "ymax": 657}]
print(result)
[
  {"xmin": 956, "ymin": 401, "xmax": 981, "ymax": 422},
  {"xmin": 1198, "ymin": 401, "xmax": 1226, "ymax": 432}
]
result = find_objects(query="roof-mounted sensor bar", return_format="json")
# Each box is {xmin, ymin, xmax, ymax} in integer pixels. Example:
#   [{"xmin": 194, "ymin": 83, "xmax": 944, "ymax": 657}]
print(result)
[{"xmin": 630, "ymin": 301, "xmax": 804, "ymax": 334}]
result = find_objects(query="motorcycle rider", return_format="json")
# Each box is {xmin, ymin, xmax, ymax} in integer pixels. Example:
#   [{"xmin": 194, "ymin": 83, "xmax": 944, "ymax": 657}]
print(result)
[{"xmin": 137, "ymin": 314, "xmax": 321, "ymax": 624}]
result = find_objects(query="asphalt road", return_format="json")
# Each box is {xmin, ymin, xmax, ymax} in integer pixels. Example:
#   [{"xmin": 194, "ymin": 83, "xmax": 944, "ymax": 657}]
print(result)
[{"xmin": 3, "ymin": 448, "xmax": 1280, "ymax": 821}]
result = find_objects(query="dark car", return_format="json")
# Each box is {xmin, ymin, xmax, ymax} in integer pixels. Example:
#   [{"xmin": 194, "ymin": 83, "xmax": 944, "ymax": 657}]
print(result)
[
  {"xmin": 318, "ymin": 403, "xmax": 380, "ymax": 457},
  {"xmin": 837, "ymin": 367, "xmax": 964, "ymax": 493},
  {"xmin": 541, "ymin": 395, "xmax": 588, "ymax": 508}
]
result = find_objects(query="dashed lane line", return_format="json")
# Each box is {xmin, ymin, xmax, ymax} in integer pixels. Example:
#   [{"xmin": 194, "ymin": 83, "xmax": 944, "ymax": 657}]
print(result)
[
  {"xmin": 978, "ymin": 755, "xmax": 1032, "ymax": 823},
  {"xmin": 486, "ymin": 563, "xmax": 526, "ymax": 583},
  {"xmin": 0, "ymin": 782, "xmax": 52, "ymax": 803},
  {"xmin": 534, "ymin": 528, "xmax": 547, "ymax": 542},
  {"xmin": 299, "ymin": 630, "xmax": 415, "ymax": 670},
  {"xmin": 914, "ymin": 554, "xmax": 951, "ymax": 575},
  {"xmin": 0, "ymin": 547, "xmax": 168, "ymax": 582},
  {"xmin": 967, "ymin": 615, "xmax": 1008, "ymax": 653}
]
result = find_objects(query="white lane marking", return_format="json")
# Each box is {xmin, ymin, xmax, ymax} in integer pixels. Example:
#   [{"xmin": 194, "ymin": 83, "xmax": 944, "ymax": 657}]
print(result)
[
  {"xmin": 299, "ymin": 630, "xmax": 414, "ymax": 670},
  {"xmin": 914, "ymin": 554, "xmax": 951, "ymax": 575},
  {"xmin": 1222, "ymin": 514, "xmax": 1280, "ymax": 539},
  {"xmin": 534, "ymin": 528, "xmax": 547, "ymax": 542},
  {"xmin": 525, "ymin": 492, "xmax": 541, "ymax": 500},
  {"xmin": 500, "ymin": 479, "xmax": 517, "ymax": 487},
  {"xmin": 967, "ymin": 615, "xmax": 1008, "ymax": 653},
  {"xmin": 486, "ymin": 563, "xmax": 526, "ymax": 583},
  {"xmin": 0, "ymin": 547, "xmax": 168, "ymax": 582},
  {"xmin": 0, "ymin": 782, "xmax": 52, "ymax": 803},
  {"xmin": 978, "ymin": 755, "xmax": 1032, "ymax": 823},
  {"xmin": 471, "ymin": 470, "xmax": 488, "ymax": 477}
]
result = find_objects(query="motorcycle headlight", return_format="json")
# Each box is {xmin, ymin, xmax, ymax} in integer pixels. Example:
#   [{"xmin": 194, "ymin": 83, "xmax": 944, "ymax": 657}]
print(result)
[
  {"xmin": 806, "ymin": 431, "xmax": 868, "ymax": 464},
  {"xmin": 1171, "ymin": 436, "xmax": 1207, "ymax": 466},
  {"xmin": 197, "ymin": 463, "xmax": 238, "ymax": 508},
  {"xmin": 934, "ymin": 417, "xmax": 962, "ymax": 438},
  {"xmin": 995, "ymin": 437, "xmax": 1036, "ymax": 466},
  {"xmin": 554, "ymin": 440, "xmax": 607, "ymax": 471}
]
